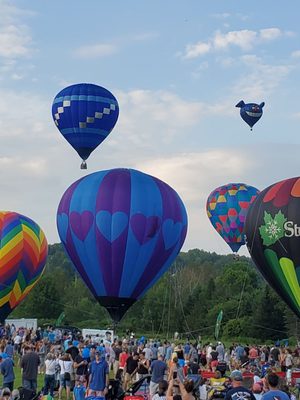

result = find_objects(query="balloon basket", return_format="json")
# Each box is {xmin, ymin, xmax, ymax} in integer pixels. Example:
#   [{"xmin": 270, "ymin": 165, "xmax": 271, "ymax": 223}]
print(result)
[{"xmin": 81, "ymin": 161, "xmax": 87, "ymax": 169}]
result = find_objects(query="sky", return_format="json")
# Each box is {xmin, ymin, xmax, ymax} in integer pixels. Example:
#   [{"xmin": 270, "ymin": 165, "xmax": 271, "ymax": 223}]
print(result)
[{"xmin": 1, "ymin": 0, "xmax": 300, "ymax": 255}]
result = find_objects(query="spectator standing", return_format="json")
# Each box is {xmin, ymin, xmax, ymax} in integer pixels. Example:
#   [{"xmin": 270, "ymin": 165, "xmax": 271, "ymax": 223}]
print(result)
[
  {"xmin": 43, "ymin": 353, "xmax": 58, "ymax": 397},
  {"xmin": 20, "ymin": 346, "xmax": 40, "ymax": 391},
  {"xmin": 0, "ymin": 354, "xmax": 15, "ymax": 390},
  {"xmin": 58, "ymin": 353, "xmax": 73, "ymax": 400},
  {"xmin": 88, "ymin": 351, "xmax": 109, "ymax": 397},
  {"xmin": 225, "ymin": 370, "xmax": 256, "ymax": 400},
  {"xmin": 150, "ymin": 354, "xmax": 167, "ymax": 398},
  {"xmin": 261, "ymin": 373, "xmax": 289, "ymax": 400}
]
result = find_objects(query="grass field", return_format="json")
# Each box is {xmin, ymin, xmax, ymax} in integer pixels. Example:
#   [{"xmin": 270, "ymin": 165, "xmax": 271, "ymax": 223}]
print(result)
[{"xmin": 11, "ymin": 367, "xmax": 45, "ymax": 390}]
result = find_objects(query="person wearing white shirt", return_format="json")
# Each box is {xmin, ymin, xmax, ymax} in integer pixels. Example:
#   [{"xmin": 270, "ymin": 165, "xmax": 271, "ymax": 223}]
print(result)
[
  {"xmin": 44, "ymin": 353, "xmax": 58, "ymax": 397},
  {"xmin": 58, "ymin": 354, "xmax": 73, "ymax": 400}
]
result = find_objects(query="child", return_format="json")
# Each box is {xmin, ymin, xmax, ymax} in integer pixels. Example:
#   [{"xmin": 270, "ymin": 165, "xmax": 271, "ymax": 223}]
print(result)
[{"xmin": 73, "ymin": 376, "xmax": 86, "ymax": 400}]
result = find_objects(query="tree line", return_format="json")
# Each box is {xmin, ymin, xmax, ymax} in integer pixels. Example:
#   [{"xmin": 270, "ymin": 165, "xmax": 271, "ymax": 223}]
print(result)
[{"xmin": 11, "ymin": 244, "xmax": 300, "ymax": 342}]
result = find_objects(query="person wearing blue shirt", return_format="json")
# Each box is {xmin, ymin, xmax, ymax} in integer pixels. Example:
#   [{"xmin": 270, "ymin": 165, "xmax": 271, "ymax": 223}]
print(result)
[
  {"xmin": 225, "ymin": 370, "xmax": 255, "ymax": 400},
  {"xmin": 73, "ymin": 376, "xmax": 86, "ymax": 400},
  {"xmin": 88, "ymin": 351, "xmax": 109, "ymax": 397},
  {"xmin": 4, "ymin": 342, "xmax": 14, "ymax": 359},
  {"xmin": 150, "ymin": 354, "xmax": 167, "ymax": 398},
  {"xmin": 0, "ymin": 355, "xmax": 15, "ymax": 390},
  {"xmin": 261, "ymin": 373, "xmax": 289, "ymax": 400},
  {"xmin": 184, "ymin": 343, "xmax": 190, "ymax": 358}
]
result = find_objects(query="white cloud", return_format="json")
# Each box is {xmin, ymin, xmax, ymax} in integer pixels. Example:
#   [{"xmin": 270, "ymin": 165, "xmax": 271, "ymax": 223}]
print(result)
[
  {"xmin": 73, "ymin": 43, "xmax": 117, "ymax": 59},
  {"xmin": 291, "ymin": 50, "xmax": 300, "ymax": 58},
  {"xmin": 0, "ymin": 24, "xmax": 32, "ymax": 58},
  {"xmin": 184, "ymin": 42, "xmax": 211, "ymax": 59},
  {"xmin": 183, "ymin": 27, "xmax": 287, "ymax": 59},
  {"xmin": 235, "ymin": 55, "xmax": 293, "ymax": 98},
  {"xmin": 0, "ymin": 1, "xmax": 33, "ymax": 59},
  {"xmin": 211, "ymin": 12, "xmax": 231, "ymax": 19},
  {"xmin": 260, "ymin": 28, "xmax": 282, "ymax": 41},
  {"xmin": 214, "ymin": 30, "xmax": 257, "ymax": 51}
]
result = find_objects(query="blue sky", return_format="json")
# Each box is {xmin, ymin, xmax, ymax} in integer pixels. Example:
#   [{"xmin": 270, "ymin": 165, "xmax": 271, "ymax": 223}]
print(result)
[{"xmin": 1, "ymin": 0, "xmax": 300, "ymax": 255}]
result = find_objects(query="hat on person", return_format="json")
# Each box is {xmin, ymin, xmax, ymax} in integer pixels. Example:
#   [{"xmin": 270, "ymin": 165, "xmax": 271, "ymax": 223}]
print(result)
[
  {"xmin": 230, "ymin": 370, "xmax": 243, "ymax": 381},
  {"xmin": 1, "ymin": 388, "xmax": 11, "ymax": 397}
]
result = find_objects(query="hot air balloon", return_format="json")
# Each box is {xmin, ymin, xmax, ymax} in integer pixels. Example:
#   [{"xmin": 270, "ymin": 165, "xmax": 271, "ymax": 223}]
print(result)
[
  {"xmin": 56, "ymin": 168, "xmax": 188, "ymax": 323},
  {"xmin": 245, "ymin": 177, "xmax": 300, "ymax": 318},
  {"xmin": 52, "ymin": 83, "xmax": 119, "ymax": 169},
  {"xmin": 236, "ymin": 100, "xmax": 265, "ymax": 130},
  {"xmin": 0, "ymin": 211, "xmax": 48, "ymax": 321},
  {"xmin": 206, "ymin": 183, "xmax": 259, "ymax": 253}
]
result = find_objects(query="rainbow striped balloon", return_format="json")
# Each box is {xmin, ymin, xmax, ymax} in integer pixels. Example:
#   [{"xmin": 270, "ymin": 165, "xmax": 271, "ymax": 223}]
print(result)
[{"xmin": 0, "ymin": 211, "xmax": 48, "ymax": 321}]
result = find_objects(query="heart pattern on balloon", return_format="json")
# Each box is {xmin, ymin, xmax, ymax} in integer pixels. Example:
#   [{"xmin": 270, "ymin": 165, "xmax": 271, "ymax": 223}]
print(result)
[
  {"xmin": 70, "ymin": 211, "xmax": 94, "ymax": 241},
  {"xmin": 130, "ymin": 214, "xmax": 161, "ymax": 244},
  {"xmin": 57, "ymin": 213, "xmax": 69, "ymax": 243},
  {"xmin": 162, "ymin": 219, "xmax": 182, "ymax": 250},
  {"xmin": 96, "ymin": 211, "xmax": 128, "ymax": 242}
]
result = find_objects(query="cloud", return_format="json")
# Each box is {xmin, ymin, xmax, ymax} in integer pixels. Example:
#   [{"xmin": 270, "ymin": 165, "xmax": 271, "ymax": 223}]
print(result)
[
  {"xmin": 183, "ymin": 28, "xmax": 287, "ymax": 59},
  {"xmin": 211, "ymin": 12, "xmax": 231, "ymax": 19},
  {"xmin": 234, "ymin": 55, "xmax": 293, "ymax": 98},
  {"xmin": 73, "ymin": 43, "xmax": 117, "ymax": 59},
  {"xmin": 0, "ymin": 1, "xmax": 33, "ymax": 59},
  {"xmin": 291, "ymin": 50, "xmax": 300, "ymax": 58},
  {"xmin": 0, "ymin": 24, "xmax": 32, "ymax": 58}
]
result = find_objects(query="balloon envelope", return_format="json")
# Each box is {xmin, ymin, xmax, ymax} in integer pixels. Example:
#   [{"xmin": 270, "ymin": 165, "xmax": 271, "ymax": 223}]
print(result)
[
  {"xmin": 57, "ymin": 168, "xmax": 188, "ymax": 322},
  {"xmin": 52, "ymin": 83, "xmax": 119, "ymax": 164},
  {"xmin": 0, "ymin": 211, "xmax": 48, "ymax": 321},
  {"xmin": 206, "ymin": 183, "xmax": 259, "ymax": 252},
  {"xmin": 236, "ymin": 100, "xmax": 265, "ymax": 129},
  {"xmin": 245, "ymin": 177, "xmax": 300, "ymax": 318}
]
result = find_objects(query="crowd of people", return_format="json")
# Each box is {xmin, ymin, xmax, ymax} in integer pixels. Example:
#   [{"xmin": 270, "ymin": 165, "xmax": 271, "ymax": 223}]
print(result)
[{"xmin": 0, "ymin": 324, "xmax": 298, "ymax": 400}]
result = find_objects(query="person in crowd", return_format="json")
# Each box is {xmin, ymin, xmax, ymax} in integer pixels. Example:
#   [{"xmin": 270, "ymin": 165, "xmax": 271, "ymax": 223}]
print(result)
[
  {"xmin": 38, "ymin": 340, "xmax": 46, "ymax": 374},
  {"xmin": 252, "ymin": 383, "xmax": 263, "ymax": 400},
  {"xmin": 167, "ymin": 378, "xmax": 195, "ymax": 400},
  {"xmin": 123, "ymin": 352, "xmax": 139, "ymax": 390},
  {"xmin": 0, "ymin": 354, "xmax": 15, "ymax": 391},
  {"xmin": 20, "ymin": 345, "xmax": 40, "ymax": 391},
  {"xmin": 43, "ymin": 352, "xmax": 58, "ymax": 397},
  {"xmin": 153, "ymin": 380, "xmax": 168, "ymax": 400},
  {"xmin": 113, "ymin": 341, "xmax": 123, "ymax": 378},
  {"xmin": 168, "ymin": 357, "xmax": 184, "ymax": 383},
  {"xmin": 224, "ymin": 370, "xmax": 256, "ymax": 400},
  {"xmin": 136, "ymin": 351, "xmax": 150, "ymax": 380},
  {"xmin": 58, "ymin": 353, "xmax": 73, "ymax": 400},
  {"xmin": 210, "ymin": 347, "xmax": 219, "ymax": 371},
  {"xmin": 74, "ymin": 347, "xmax": 89, "ymax": 381},
  {"xmin": 119, "ymin": 347, "xmax": 129, "ymax": 380},
  {"xmin": 73, "ymin": 376, "xmax": 86, "ymax": 400},
  {"xmin": 66, "ymin": 341, "xmax": 79, "ymax": 362},
  {"xmin": 150, "ymin": 353, "xmax": 168, "ymax": 398},
  {"xmin": 88, "ymin": 350, "xmax": 109, "ymax": 397},
  {"xmin": 4, "ymin": 341, "xmax": 14, "ymax": 359},
  {"xmin": 216, "ymin": 342, "xmax": 225, "ymax": 362},
  {"xmin": 261, "ymin": 373, "xmax": 290, "ymax": 400}
]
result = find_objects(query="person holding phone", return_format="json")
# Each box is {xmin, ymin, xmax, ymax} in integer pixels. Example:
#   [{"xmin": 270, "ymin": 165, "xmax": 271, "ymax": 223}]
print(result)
[
  {"xmin": 167, "ymin": 378, "xmax": 196, "ymax": 400},
  {"xmin": 168, "ymin": 357, "xmax": 184, "ymax": 383}
]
